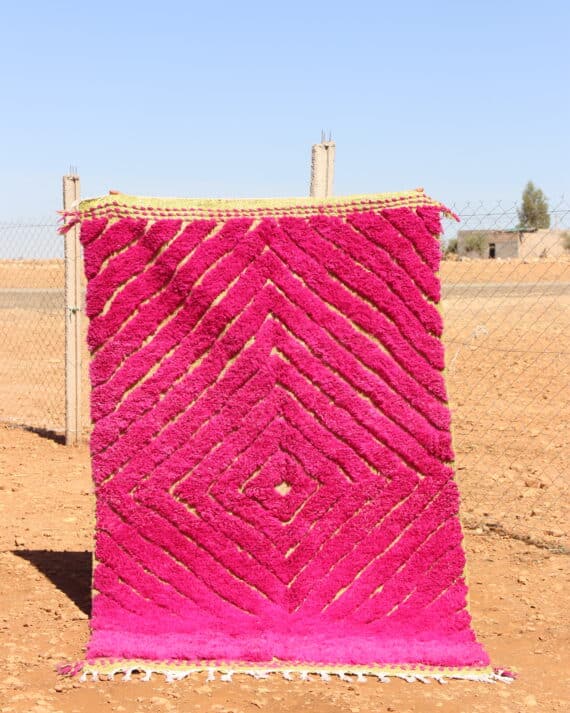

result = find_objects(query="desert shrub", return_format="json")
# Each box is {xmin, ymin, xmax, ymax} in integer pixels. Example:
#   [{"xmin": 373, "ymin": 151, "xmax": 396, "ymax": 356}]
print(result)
[{"xmin": 445, "ymin": 238, "xmax": 458, "ymax": 255}]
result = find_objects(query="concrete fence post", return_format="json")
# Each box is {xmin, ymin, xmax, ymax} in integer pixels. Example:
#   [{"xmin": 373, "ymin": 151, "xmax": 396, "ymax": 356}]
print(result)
[
  {"xmin": 310, "ymin": 140, "xmax": 336, "ymax": 198},
  {"xmin": 62, "ymin": 174, "xmax": 82, "ymax": 445}
]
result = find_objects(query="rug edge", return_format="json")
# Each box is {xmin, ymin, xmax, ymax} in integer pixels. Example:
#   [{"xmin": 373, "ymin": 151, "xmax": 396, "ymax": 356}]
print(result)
[{"xmin": 59, "ymin": 188, "xmax": 459, "ymax": 229}]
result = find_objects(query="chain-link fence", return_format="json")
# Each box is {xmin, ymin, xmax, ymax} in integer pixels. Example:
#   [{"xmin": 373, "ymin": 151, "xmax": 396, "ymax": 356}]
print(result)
[
  {"xmin": 0, "ymin": 220, "xmax": 65, "ymax": 434},
  {"xmin": 440, "ymin": 200, "xmax": 569, "ymax": 551},
  {"xmin": 0, "ymin": 200, "xmax": 568, "ymax": 548}
]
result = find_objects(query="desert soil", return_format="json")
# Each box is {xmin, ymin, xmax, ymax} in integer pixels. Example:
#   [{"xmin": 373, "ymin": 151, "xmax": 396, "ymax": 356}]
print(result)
[{"xmin": 0, "ymin": 257, "xmax": 569, "ymax": 712}]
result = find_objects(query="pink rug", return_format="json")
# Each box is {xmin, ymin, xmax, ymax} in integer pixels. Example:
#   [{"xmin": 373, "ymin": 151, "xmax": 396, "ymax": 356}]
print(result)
[{"xmin": 61, "ymin": 189, "xmax": 511, "ymax": 683}]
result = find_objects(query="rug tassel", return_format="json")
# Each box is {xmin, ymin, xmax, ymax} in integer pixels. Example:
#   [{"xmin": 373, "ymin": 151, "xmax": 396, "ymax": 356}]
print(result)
[
  {"xmin": 248, "ymin": 670, "xmax": 270, "ymax": 680},
  {"xmin": 58, "ymin": 213, "xmax": 80, "ymax": 235}
]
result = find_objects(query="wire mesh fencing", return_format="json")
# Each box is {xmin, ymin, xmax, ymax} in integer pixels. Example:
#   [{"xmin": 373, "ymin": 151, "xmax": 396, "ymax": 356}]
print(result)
[
  {"xmin": 440, "ymin": 200, "xmax": 569, "ymax": 550},
  {"xmin": 0, "ymin": 201, "xmax": 568, "ymax": 549},
  {"xmin": 0, "ymin": 220, "xmax": 65, "ymax": 434}
]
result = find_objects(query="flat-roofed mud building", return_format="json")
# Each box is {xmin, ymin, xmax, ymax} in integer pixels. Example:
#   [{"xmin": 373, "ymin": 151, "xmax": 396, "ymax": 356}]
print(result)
[{"xmin": 457, "ymin": 228, "xmax": 568, "ymax": 259}]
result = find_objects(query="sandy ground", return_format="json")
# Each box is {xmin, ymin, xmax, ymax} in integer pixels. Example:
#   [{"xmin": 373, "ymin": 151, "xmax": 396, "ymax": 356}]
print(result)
[{"xmin": 0, "ymin": 257, "xmax": 569, "ymax": 711}]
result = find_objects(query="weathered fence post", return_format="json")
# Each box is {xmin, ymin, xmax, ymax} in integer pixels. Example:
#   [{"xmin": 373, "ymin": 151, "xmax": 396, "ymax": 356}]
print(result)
[
  {"xmin": 310, "ymin": 137, "xmax": 336, "ymax": 198},
  {"xmin": 62, "ymin": 174, "xmax": 82, "ymax": 445}
]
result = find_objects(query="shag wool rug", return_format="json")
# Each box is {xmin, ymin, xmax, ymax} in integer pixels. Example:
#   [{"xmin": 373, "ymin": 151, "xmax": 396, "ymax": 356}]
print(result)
[{"xmin": 61, "ymin": 189, "xmax": 512, "ymax": 683}]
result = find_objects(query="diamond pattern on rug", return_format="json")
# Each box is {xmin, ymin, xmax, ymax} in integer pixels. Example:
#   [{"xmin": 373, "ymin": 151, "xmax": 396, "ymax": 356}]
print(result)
[{"xmin": 73, "ymin": 191, "xmax": 491, "ymax": 672}]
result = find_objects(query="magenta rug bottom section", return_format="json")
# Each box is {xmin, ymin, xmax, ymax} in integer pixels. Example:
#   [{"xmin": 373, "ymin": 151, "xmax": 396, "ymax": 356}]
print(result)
[{"xmin": 88, "ymin": 629, "xmax": 490, "ymax": 668}]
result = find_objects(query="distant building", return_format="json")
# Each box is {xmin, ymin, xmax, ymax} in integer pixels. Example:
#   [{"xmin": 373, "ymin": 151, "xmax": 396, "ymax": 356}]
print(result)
[{"xmin": 456, "ymin": 229, "xmax": 568, "ymax": 259}]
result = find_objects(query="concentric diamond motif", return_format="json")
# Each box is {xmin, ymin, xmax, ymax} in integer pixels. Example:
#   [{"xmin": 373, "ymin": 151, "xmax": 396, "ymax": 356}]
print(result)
[{"xmin": 241, "ymin": 450, "xmax": 318, "ymax": 522}]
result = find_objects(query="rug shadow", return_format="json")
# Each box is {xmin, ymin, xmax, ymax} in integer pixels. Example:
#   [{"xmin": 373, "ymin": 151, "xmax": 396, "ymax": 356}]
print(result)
[
  {"xmin": 14, "ymin": 550, "xmax": 92, "ymax": 615},
  {"xmin": 22, "ymin": 425, "xmax": 66, "ymax": 445}
]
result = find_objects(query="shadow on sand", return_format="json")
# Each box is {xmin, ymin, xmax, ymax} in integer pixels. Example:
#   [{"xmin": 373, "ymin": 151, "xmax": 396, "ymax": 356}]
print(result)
[
  {"xmin": 13, "ymin": 549, "xmax": 92, "ymax": 615},
  {"xmin": 22, "ymin": 425, "xmax": 66, "ymax": 445}
]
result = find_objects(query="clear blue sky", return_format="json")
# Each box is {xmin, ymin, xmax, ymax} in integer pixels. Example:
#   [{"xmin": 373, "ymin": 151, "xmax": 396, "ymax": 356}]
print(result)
[{"xmin": 1, "ymin": 0, "xmax": 568, "ymax": 220}]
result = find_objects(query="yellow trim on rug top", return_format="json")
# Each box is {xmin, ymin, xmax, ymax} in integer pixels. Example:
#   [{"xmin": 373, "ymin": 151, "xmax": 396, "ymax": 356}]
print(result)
[{"xmin": 70, "ymin": 188, "xmax": 456, "ymax": 222}]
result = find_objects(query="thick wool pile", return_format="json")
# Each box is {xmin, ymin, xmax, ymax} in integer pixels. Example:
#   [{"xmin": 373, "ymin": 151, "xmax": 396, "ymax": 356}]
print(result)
[{"xmin": 65, "ymin": 189, "xmax": 506, "ymax": 682}]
